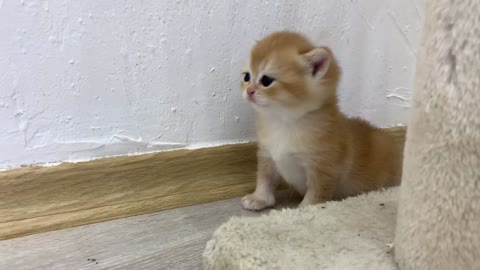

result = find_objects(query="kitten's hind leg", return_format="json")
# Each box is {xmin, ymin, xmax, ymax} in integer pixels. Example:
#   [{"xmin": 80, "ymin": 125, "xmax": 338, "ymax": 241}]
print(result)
[{"xmin": 241, "ymin": 150, "xmax": 280, "ymax": 211}]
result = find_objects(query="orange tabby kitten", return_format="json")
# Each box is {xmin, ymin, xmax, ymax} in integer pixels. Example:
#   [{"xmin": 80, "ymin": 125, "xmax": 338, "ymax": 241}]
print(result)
[{"xmin": 240, "ymin": 31, "xmax": 403, "ymax": 210}]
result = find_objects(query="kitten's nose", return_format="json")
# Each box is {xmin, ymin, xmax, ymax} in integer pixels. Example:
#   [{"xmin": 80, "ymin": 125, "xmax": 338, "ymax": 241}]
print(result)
[{"xmin": 247, "ymin": 87, "xmax": 256, "ymax": 96}]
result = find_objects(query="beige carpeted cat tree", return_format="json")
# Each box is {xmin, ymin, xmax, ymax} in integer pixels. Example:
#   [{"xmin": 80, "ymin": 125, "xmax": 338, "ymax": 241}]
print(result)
[{"xmin": 203, "ymin": 0, "xmax": 480, "ymax": 269}]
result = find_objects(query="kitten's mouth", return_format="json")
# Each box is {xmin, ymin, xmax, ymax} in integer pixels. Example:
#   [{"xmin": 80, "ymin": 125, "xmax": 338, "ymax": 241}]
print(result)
[
  {"xmin": 248, "ymin": 95, "xmax": 264, "ymax": 106},
  {"xmin": 246, "ymin": 94, "xmax": 267, "ymax": 107}
]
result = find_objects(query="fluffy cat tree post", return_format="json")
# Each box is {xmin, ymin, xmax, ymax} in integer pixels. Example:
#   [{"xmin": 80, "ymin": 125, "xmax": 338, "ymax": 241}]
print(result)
[{"xmin": 394, "ymin": 0, "xmax": 480, "ymax": 269}]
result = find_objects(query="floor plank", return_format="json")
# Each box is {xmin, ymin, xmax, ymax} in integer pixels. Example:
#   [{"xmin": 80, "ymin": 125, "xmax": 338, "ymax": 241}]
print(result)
[{"xmin": 0, "ymin": 191, "xmax": 301, "ymax": 270}]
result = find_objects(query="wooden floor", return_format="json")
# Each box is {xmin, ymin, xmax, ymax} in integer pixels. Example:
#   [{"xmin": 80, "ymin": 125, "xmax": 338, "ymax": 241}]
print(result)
[{"xmin": 0, "ymin": 191, "xmax": 301, "ymax": 270}]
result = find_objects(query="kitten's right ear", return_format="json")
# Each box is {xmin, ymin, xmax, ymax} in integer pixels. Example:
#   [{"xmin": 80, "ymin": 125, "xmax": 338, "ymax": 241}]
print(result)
[{"xmin": 301, "ymin": 47, "xmax": 331, "ymax": 79}]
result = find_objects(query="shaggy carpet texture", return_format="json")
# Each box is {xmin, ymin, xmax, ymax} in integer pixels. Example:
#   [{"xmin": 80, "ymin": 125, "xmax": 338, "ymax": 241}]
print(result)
[
  {"xmin": 203, "ymin": 188, "xmax": 399, "ymax": 270},
  {"xmin": 394, "ymin": 0, "xmax": 480, "ymax": 269}
]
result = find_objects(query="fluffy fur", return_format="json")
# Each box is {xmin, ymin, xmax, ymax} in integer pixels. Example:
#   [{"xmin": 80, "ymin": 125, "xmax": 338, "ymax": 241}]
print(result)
[{"xmin": 240, "ymin": 31, "xmax": 403, "ymax": 210}]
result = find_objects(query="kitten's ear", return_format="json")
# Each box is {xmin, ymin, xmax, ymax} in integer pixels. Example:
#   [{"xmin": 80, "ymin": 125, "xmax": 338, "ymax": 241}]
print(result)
[{"xmin": 301, "ymin": 47, "xmax": 330, "ymax": 79}]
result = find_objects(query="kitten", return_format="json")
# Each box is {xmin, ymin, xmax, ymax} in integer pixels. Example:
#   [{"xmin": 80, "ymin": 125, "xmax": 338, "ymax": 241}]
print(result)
[{"xmin": 240, "ymin": 31, "xmax": 403, "ymax": 210}]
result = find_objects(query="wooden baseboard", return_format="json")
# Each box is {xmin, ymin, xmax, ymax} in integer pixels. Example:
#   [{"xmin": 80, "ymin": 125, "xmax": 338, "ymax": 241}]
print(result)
[{"xmin": 0, "ymin": 126, "xmax": 406, "ymax": 240}]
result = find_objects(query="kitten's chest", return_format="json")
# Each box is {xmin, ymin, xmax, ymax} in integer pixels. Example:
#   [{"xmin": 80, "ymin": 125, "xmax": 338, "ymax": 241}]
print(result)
[
  {"xmin": 261, "ymin": 131, "xmax": 293, "ymax": 159},
  {"xmin": 259, "ymin": 125, "xmax": 307, "ymax": 194}
]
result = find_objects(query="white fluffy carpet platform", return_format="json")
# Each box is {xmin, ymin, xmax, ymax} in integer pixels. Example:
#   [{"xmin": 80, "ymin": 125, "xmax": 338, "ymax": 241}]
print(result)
[{"xmin": 203, "ymin": 188, "xmax": 399, "ymax": 270}]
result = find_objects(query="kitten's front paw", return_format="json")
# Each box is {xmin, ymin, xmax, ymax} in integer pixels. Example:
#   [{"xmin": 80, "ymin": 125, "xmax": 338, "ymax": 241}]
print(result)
[{"xmin": 241, "ymin": 194, "xmax": 274, "ymax": 211}]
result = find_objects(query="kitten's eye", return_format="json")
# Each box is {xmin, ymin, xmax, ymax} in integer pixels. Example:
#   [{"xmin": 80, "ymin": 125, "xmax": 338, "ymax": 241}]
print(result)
[
  {"xmin": 243, "ymin": 72, "xmax": 250, "ymax": 82},
  {"xmin": 260, "ymin": 75, "xmax": 275, "ymax": 87}
]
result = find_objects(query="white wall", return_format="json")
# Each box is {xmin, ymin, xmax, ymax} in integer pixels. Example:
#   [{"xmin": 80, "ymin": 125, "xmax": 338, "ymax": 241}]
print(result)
[{"xmin": 0, "ymin": 0, "xmax": 424, "ymax": 169}]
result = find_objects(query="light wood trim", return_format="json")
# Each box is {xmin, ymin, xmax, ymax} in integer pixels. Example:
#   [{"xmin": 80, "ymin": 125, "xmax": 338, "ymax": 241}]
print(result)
[{"xmin": 0, "ymin": 127, "xmax": 406, "ymax": 240}]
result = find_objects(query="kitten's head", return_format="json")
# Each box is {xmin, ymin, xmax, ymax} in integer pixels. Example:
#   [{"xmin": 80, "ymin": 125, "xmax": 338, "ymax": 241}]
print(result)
[{"xmin": 241, "ymin": 31, "xmax": 340, "ymax": 117}]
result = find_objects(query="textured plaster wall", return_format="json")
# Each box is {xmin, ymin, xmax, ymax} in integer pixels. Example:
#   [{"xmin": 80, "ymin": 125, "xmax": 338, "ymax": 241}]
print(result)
[{"xmin": 0, "ymin": 0, "xmax": 424, "ymax": 169}]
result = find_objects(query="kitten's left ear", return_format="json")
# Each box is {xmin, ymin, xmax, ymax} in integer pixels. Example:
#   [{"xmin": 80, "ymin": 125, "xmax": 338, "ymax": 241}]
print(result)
[{"xmin": 301, "ymin": 47, "xmax": 331, "ymax": 79}]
